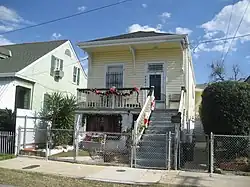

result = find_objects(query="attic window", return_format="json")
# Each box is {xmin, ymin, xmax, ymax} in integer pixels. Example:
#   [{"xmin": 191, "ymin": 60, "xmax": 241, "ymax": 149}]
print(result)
[
  {"xmin": 65, "ymin": 49, "xmax": 71, "ymax": 57},
  {"xmin": 148, "ymin": 63, "xmax": 163, "ymax": 72}
]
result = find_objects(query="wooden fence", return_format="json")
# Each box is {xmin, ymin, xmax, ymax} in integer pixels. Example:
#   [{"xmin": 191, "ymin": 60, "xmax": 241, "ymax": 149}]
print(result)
[{"xmin": 0, "ymin": 131, "xmax": 15, "ymax": 154}]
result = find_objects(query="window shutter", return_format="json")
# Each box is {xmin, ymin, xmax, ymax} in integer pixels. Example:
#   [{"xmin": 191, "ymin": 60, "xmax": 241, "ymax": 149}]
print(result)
[
  {"xmin": 77, "ymin": 68, "xmax": 80, "ymax": 85},
  {"xmin": 60, "ymin": 59, "xmax": 63, "ymax": 71},
  {"xmin": 73, "ymin": 66, "xmax": 77, "ymax": 82},
  {"xmin": 50, "ymin": 56, "xmax": 56, "ymax": 76}
]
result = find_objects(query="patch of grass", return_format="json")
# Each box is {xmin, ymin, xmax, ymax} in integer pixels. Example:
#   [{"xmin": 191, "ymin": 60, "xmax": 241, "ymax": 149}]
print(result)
[
  {"xmin": 49, "ymin": 150, "xmax": 89, "ymax": 157},
  {"xmin": 0, "ymin": 167, "xmax": 183, "ymax": 187},
  {"xmin": 0, "ymin": 154, "xmax": 16, "ymax": 161}
]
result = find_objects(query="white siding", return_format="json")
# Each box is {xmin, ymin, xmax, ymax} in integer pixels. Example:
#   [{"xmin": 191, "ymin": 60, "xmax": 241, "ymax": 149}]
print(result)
[
  {"xmin": 0, "ymin": 78, "xmax": 34, "ymax": 111},
  {"xmin": 0, "ymin": 78, "xmax": 16, "ymax": 111},
  {"xmin": 17, "ymin": 41, "xmax": 87, "ymax": 112},
  {"xmin": 88, "ymin": 47, "xmax": 185, "ymax": 108}
]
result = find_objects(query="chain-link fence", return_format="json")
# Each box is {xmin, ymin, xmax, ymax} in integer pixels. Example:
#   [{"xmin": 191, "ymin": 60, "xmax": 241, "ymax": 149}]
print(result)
[
  {"xmin": 16, "ymin": 125, "xmax": 250, "ymax": 173},
  {"xmin": 213, "ymin": 135, "xmax": 250, "ymax": 173},
  {"xmin": 17, "ymin": 127, "xmax": 132, "ymax": 166},
  {"xmin": 179, "ymin": 133, "xmax": 209, "ymax": 172}
]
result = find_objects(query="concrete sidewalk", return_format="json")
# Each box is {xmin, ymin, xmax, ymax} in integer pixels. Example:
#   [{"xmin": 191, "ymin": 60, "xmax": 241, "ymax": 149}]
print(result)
[{"xmin": 0, "ymin": 157, "xmax": 250, "ymax": 187}]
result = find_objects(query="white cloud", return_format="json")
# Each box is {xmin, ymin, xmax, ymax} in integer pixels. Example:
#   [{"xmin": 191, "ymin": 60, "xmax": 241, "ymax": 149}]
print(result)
[
  {"xmin": 127, "ymin": 24, "xmax": 165, "ymax": 33},
  {"xmin": 142, "ymin": 4, "xmax": 147, "ymax": 8},
  {"xmin": 77, "ymin": 6, "xmax": 86, "ymax": 12},
  {"xmin": 0, "ymin": 35, "xmax": 13, "ymax": 45},
  {"xmin": 0, "ymin": 6, "xmax": 33, "ymax": 33},
  {"xmin": 246, "ymin": 55, "xmax": 250, "ymax": 59},
  {"xmin": 175, "ymin": 27, "xmax": 193, "ymax": 35},
  {"xmin": 51, "ymin": 33, "xmax": 62, "ymax": 40},
  {"xmin": 159, "ymin": 12, "xmax": 171, "ymax": 23},
  {"xmin": 199, "ymin": 0, "xmax": 250, "ymax": 53}
]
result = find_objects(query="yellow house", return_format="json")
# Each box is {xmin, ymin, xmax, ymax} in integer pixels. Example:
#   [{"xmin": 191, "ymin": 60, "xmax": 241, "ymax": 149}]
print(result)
[{"xmin": 76, "ymin": 31, "xmax": 196, "ymax": 169}]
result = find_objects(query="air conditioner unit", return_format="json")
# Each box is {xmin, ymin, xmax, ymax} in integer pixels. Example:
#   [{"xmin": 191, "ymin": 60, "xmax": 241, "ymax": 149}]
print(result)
[{"xmin": 54, "ymin": 69, "xmax": 64, "ymax": 79}]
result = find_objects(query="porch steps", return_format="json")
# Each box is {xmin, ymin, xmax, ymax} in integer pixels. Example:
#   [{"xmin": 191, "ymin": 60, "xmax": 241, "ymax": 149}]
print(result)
[{"xmin": 135, "ymin": 109, "xmax": 178, "ymax": 170}]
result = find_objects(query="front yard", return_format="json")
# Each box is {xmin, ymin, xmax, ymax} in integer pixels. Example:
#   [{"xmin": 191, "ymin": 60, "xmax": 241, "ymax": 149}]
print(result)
[{"xmin": 0, "ymin": 168, "xmax": 172, "ymax": 187}]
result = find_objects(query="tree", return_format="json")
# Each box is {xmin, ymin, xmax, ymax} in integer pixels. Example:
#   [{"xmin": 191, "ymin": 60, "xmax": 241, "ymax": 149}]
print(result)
[
  {"xmin": 200, "ymin": 81, "xmax": 250, "ymax": 135},
  {"xmin": 40, "ymin": 92, "xmax": 77, "ymax": 147},
  {"xmin": 200, "ymin": 81, "xmax": 250, "ymax": 163},
  {"xmin": 0, "ymin": 109, "xmax": 15, "ymax": 131},
  {"xmin": 209, "ymin": 61, "xmax": 245, "ymax": 82}
]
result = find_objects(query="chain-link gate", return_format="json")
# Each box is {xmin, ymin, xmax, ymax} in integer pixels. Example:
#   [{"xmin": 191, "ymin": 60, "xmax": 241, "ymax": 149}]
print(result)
[
  {"xmin": 132, "ymin": 132, "xmax": 174, "ymax": 170},
  {"xmin": 179, "ymin": 133, "xmax": 209, "ymax": 172}
]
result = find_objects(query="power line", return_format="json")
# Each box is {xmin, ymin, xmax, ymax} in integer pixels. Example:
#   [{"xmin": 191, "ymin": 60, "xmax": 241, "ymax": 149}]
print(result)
[
  {"xmin": 221, "ymin": 0, "xmax": 250, "ymax": 63},
  {"xmin": 0, "ymin": 0, "xmax": 134, "ymax": 35},
  {"xmin": 191, "ymin": 32, "xmax": 250, "ymax": 52},
  {"xmin": 220, "ymin": 0, "xmax": 234, "ymax": 62}
]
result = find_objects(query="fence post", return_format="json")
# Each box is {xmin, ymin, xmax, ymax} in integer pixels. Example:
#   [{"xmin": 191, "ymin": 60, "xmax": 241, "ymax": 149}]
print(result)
[
  {"xmin": 74, "ymin": 114, "xmax": 81, "ymax": 162},
  {"xmin": 210, "ymin": 132, "xmax": 214, "ymax": 177},
  {"xmin": 133, "ymin": 125, "xmax": 137, "ymax": 168},
  {"xmin": 45, "ymin": 123, "xmax": 51, "ymax": 161},
  {"xmin": 130, "ymin": 129, "xmax": 134, "ymax": 168},
  {"xmin": 167, "ymin": 131, "xmax": 171, "ymax": 170},
  {"xmin": 17, "ymin": 126, "xmax": 22, "ymax": 156},
  {"xmin": 23, "ymin": 115, "xmax": 27, "ymax": 149}
]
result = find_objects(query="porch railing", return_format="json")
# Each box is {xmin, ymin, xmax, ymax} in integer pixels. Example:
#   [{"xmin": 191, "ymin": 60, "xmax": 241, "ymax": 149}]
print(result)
[
  {"xmin": 77, "ymin": 87, "xmax": 152, "ymax": 109},
  {"xmin": 134, "ymin": 86, "xmax": 155, "ymax": 144}
]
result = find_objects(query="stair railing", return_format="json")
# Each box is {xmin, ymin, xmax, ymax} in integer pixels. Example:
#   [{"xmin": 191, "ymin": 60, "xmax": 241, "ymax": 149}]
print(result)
[
  {"xmin": 178, "ymin": 86, "xmax": 186, "ymax": 128},
  {"xmin": 134, "ymin": 86, "xmax": 154, "ymax": 144}
]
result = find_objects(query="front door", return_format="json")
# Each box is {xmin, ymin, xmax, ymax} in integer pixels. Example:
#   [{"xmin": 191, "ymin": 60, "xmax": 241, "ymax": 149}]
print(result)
[{"xmin": 149, "ymin": 74, "xmax": 162, "ymax": 101}]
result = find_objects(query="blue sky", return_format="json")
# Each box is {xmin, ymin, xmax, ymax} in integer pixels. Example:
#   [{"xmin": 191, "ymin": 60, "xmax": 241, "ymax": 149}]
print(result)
[{"xmin": 1, "ymin": 0, "xmax": 250, "ymax": 84}]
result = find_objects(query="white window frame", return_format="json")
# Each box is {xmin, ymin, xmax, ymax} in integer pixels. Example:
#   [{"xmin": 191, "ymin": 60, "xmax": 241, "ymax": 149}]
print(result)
[
  {"xmin": 144, "ymin": 61, "xmax": 167, "ymax": 101},
  {"xmin": 104, "ymin": 63, "xmax": 124, "ymax": 88}
]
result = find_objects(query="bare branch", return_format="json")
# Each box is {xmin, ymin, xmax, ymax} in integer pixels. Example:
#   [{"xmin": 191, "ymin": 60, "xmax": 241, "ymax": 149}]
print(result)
[
  {"xmin": 231, "ymin": 64, "xmax": 241, "ymax": 81},
  {"xmin": 209, "ymin": 61, "xmax": 226, "ymax": 82}
]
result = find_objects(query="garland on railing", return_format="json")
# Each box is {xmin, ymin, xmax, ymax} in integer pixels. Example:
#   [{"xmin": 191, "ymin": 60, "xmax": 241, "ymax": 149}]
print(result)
[{"xmin": 84, "ymin": 87, "xmax": 140, "ymax": 102}]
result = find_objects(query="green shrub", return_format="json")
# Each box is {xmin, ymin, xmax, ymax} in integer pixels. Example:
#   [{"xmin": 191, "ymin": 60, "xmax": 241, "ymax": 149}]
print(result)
[{"xmin": 200, "ymin": 81, "xmax": 250, "ymax": 135}]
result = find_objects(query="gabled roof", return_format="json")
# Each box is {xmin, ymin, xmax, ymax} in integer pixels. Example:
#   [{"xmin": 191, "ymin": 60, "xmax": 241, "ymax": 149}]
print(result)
[
  {"xmin": 89, "ymin": 31, "xmax": 176, "ymax": 42},
  {"xmin": 0, "ymin": 40, "xmax": 68, "ymax": 74}
]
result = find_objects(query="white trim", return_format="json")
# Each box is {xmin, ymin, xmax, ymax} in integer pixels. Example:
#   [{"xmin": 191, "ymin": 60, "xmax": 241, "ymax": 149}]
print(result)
[
  {"xmin": 66, "ymin": 41, "xmax": 87, "ymax": 79},
  {"xmin": 0, "ymin": 72, "xmax": 16, "ymax": 77},
  {"xmin": 104, "ymin": 63, "xmax": 125, "ymax": 88},
  {"xmin": 145, "ymin": 61, "xmax": 166, "ymax": 101},
  {"xmin": 78, "ymin": 35, "xmax": 187, "ymax": 49}
]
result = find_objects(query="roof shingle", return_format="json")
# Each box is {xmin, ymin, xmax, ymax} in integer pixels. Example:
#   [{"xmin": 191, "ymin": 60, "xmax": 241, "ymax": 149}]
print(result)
[
  {"xmin": 0, "ymin": 40, "xmax": 67, "ymax": 73},
  {"xmin": 88, "ymin": 31, "xmax": 176, "ymax": 42}
]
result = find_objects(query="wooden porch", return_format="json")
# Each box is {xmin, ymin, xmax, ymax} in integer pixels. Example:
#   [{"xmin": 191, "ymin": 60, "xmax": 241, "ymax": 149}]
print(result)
[{"xmin": 76, "ymin": 87, "xmax": 153, "ymax": 114}]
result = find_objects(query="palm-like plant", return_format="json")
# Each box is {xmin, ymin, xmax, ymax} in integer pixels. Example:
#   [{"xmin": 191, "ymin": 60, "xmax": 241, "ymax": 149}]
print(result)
[{"xmin": 40, "ymin": 92, "xmax": 77, "ymax": 147}]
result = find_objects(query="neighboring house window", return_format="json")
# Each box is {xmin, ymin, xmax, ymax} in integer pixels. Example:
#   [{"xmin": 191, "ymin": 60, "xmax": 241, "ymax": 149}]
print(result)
[
  {"xmin": 65, "ymin": 49, "xmax": 71, "ymax": 57},
  {"xmin": 106, "ymin": 65, "xmax": 123, "ymax": 88},
  {"xmin": 73, "ymin": 66, "xmax": 80, "ymax": 85},
  {"xmin": 50, "ymin": 55, "xmax": 63, "ymax": 76},
  {"xmin": 15, "ymin": 86, "xmax": 31, "ymax": 109},
  {"xmin": 43, "ymin": 93, "xmax": 50, "ymax": 111}
]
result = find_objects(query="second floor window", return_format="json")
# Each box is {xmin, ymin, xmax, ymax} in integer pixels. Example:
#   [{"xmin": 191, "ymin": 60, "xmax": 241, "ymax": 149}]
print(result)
[
  {"xmin": 106, "ymin": 65, "xmax": 123, "ymax": 88},
  {"xmin": 73, "ymin": 66, "xmax": 80, "ymax": 85},
  {"xmin": 50, "ymin": 55, "xmax": 63, "ymax": 76}
]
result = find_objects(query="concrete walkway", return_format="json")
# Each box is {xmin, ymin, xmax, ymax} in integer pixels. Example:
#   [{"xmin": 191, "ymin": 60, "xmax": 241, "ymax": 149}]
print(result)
[{"xmin": 0, "ymin": 157, "xmax": 250, "ymax": 187}]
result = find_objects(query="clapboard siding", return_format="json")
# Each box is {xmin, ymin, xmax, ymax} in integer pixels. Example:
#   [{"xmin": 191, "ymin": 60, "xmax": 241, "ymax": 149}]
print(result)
[{"xmin": 88, "ymin": 47, "xmax": 185, "ymax": 108}]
